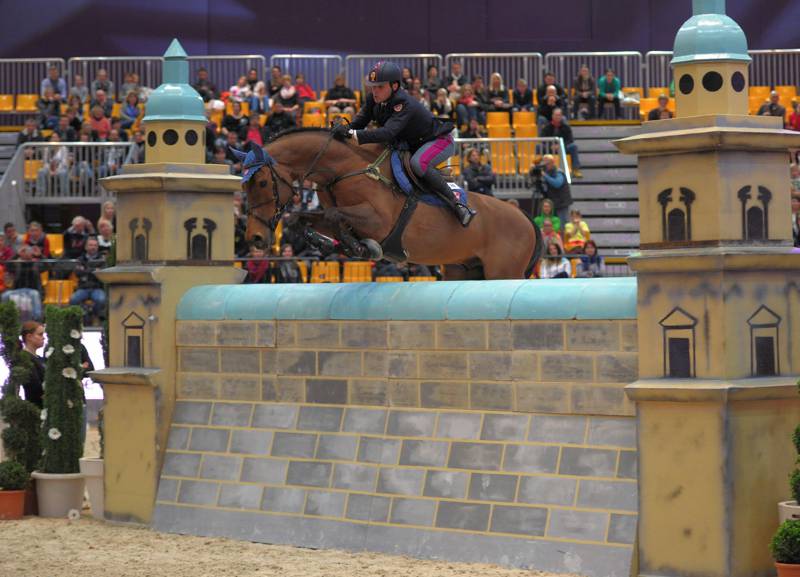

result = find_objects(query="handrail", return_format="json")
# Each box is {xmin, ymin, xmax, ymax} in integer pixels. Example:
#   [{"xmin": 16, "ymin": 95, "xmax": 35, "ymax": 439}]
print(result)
[{"xmin": 454, "ymin": 136, "xmax": 570, "ymax": 185}]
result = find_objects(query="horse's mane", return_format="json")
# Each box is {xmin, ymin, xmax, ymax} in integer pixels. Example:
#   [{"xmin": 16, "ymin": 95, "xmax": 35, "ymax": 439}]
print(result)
[
  {"xmin": 266, "ymin": 125, "xmax": 378, "ymax": 162},
  {"xmin": 267, "ymin": 126, "xmax": 331, "ymax": 143}
]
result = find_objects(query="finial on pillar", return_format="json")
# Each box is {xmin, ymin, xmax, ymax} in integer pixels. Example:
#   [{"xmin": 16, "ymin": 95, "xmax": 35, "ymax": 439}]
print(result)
[
  {"xmin": 163, "ymin": 38, "xmax": 189, "ymax": 85},
  {"xmin": 693, "ymin": 0, "xmax": 725, "ymax": 15}
]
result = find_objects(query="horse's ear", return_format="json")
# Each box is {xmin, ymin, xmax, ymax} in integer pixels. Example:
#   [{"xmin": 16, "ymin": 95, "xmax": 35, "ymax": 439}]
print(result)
[
  {"xmin": 252, "ymin": 144, "xmax": 266, "ymax": 164},
  {"xmin": 229, "ymin": 146, "xmax": 246, "ymax": 162}
]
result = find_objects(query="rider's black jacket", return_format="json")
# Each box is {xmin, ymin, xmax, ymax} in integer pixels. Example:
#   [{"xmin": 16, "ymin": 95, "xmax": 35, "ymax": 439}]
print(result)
[{"xmin": 350, "ymin": 88, "xmax": 453, "ymax": 152}]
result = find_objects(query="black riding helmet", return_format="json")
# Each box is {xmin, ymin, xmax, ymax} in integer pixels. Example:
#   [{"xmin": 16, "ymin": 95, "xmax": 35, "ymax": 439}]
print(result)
[{"xmin": 365, "ymin": 61, "xmax": 402, "ymax": 89}]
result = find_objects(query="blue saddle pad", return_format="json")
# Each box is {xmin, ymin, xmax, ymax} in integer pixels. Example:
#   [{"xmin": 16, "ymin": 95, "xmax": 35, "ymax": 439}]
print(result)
[{"xmin": 390, "ymin": 150, "xmax": 467, "ymax": 207}]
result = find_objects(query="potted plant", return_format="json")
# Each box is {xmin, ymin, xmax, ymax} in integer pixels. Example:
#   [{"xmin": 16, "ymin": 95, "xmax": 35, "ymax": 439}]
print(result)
[
  {"xmin": 32, "ymin": 306, "xmax": 85, "ymax": 518},
  {"xmin": 779, "ymin": 383, "xmax": 800, "ymax": 523},
  {"xmin": 79, "ymin": 406, "xmax": 104, "ymax": 518},
  {"xmin": 0, "ymin": 460, "xmax": 29, "ymax": 519},
  {"xmin": 771, "ymin": 520, "xmax": 800, "ymax": 576}
]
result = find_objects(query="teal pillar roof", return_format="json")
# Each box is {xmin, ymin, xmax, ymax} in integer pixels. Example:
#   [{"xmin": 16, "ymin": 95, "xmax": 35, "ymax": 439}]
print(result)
[
  {"xmin": 143, "ymin": 38, "xmax": 206, "ymax": 123},
  {"xmin": 672, "ymin": 0, "xmax": 750, "ymax": 65}
]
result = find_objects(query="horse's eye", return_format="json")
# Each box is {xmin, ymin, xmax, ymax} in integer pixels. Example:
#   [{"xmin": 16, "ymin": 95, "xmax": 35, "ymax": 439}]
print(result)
[{"xmin": 258, "ymin": 180, "xmax": 268, "ymax": 188}]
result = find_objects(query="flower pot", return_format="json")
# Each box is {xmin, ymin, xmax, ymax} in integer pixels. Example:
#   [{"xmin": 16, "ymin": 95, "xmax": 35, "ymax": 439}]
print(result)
[
  {"xmin": 779, "ymin": 501, "xmax": 800, "ymax": 524},
  {"xmin": 31, "ymin": 471, "xmax": 84, "ymax": 518},
  {"xmin": 0, "ymin": 490, "xmax": 26, "ymax": 520},
  {"xmin": 79, "ymin": 458, "xmax": 103, "ymax": 519},
  {"xmin": 24, "ymin": 482, "xmax": 38, "ymax": 516},
  {"xmin": 776, "ymin": 562, "xmax": 800, "ymax": 577}
]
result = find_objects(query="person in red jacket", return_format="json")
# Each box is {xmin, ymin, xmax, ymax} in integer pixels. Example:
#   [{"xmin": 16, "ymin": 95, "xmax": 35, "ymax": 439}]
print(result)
[{"xmin": 295, "ymin": 73, "xmax": 317, "ymax": 105}]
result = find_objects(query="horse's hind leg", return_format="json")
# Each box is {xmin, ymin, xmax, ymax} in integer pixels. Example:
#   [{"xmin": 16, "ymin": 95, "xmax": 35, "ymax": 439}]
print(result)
[{"xmin": 324, "ymin": 204, "xmax": 384, "ymax": 259}]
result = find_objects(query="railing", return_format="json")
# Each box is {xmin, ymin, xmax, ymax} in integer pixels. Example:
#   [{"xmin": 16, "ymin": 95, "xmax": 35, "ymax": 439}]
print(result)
[
  {"xmin": 544, "ymin": 51, "xmax": 644, "ymax": 90},
  {"xmin": 67, "ymin": 57, "xmax": 163, "ymax": 101},
  {"xmin": 345, "ymin": 54, "xmax": 443, "ymax": 89},
  {"xmin": 452, "ymin": 136, "xmax": 569, "ymax": 197},
  {"xmin": 0, "ymin": 57, "xmax": 66, "ymax": 95},
  {"xmin": 186, "ymin": 55, "xmax": 267, "ymax": 98},
  {"xmin": 444, "ymin": 53, "xmax": 544, "ymax": 90},
  {"xmin": 645, "ymin": 51, "xmax": 673, "ymax": 91},
  {"xmin": 270, "ymin": 55, "xmax": 343, "ymax": 95}
]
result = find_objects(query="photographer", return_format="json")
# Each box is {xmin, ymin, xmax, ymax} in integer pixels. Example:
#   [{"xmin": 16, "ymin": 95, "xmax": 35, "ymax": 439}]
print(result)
[{"xmin": 529, "ymin": 154, "xmax": 572, "ymax": 226}]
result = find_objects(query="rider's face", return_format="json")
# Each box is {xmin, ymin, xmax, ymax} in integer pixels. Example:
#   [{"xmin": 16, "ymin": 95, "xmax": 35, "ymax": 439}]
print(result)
[{"xmin": 371, "ymin": 83, "xmax": 392, "ymax": 103}]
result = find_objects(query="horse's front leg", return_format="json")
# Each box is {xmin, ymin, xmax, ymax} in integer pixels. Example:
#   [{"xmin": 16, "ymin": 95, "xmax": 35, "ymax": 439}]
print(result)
[{"xmin": 324, "ymin": 203, "xmax": 384, "ymax": 260}]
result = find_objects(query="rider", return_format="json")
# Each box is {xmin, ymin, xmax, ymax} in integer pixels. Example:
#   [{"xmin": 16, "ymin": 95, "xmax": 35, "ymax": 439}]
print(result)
[{"xmin": 333, "ymin": 61, "xmax": 476, "ymax": 227}]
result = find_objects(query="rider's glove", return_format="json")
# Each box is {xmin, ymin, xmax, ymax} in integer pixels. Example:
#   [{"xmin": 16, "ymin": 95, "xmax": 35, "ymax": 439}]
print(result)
[{"xmin": 331, "ymin": 122, "xmax": 351, "ymax": 140}]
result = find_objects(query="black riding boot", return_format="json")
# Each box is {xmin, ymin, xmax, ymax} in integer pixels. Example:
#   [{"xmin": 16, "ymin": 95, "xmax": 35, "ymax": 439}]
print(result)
[{"xmin": 421, "ymin": 168, "xmax": 476, "ymax": 227}]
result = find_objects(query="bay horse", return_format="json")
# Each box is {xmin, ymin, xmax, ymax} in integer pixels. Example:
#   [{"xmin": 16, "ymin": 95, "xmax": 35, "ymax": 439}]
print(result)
[{"xmin": 238, "ymin": 127, "xmax": 541, "ymax": 280}]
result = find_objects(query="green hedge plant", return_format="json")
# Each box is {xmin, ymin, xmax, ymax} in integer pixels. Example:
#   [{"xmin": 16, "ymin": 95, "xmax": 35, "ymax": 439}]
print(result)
[
  {"xmin": 0, "ymin": 459, "xmax": 29, "ymax": 491},
  {"xmin": 772, "ymin": 520, "xmax": 800, "ymax": 564},
  {"xmin": 40, "ymin": 305, "xmax": 84, "ymax": 474}
]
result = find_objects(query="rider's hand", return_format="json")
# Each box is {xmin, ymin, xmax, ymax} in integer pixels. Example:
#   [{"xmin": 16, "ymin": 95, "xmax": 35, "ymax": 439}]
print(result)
[{"xmin": 331, "ymin": 122, "xmax": 351, "ymax": 140}]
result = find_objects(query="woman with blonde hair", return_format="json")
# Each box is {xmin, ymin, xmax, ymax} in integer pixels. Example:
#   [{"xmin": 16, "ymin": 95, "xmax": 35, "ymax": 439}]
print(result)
[{"xmin": 488, "ymin": 72, "xmax": 511, "ymax": 113}]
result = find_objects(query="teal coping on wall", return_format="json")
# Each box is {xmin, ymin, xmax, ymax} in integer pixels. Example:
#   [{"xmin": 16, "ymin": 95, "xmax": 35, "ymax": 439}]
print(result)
[{"xmin": 176, "ymin": 278, "xmax": 637, "ymax": 321}]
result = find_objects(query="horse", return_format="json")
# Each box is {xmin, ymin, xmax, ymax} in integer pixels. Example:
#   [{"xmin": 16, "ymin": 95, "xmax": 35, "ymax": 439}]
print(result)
[{"xmin": 237, "ymin": 127, "xmax": 542, "ymax": 280}]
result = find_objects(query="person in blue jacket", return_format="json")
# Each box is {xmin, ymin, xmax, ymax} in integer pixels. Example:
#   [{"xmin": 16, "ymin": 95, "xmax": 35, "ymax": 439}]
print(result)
[{"xmin": 333, "ymin": 61, "xmax": 475, "ymax": 227}]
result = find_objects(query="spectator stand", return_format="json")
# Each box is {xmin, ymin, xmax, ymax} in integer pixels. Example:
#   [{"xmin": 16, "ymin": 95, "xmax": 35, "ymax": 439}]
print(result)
[
  {"xmin": 269, "ymin": 55, "xmax": 343, "ymax": 98},
  {"xmin": 0, "ymin": 58, "xmax": 66, "ymax": 126},
  {"xmin": 444, "ymin": 53, "xmax": 544, "ymax": 96},
  {"xmin": 344, "ymin": 54, "xmax": 443, "ymax": 90},
  {"xmin": 644, "ymin": 51, "xmax": 673, "ymax": 93},
  {"xmin": 544, "ymin": 51, "xmax": 644, "ymax": 120},
  {"xmin": 187, "ymin": 55, "xmax": 267, "ymax": 100},
  {"xmin": 67, "ymin": 56, "xmax": 162, "ymax": 101}
]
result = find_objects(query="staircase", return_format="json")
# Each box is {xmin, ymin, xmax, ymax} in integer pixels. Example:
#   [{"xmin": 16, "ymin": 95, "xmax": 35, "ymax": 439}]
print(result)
[{"xmin": 571, "ymin": 125, "xmax": 640, "ymax": 257}]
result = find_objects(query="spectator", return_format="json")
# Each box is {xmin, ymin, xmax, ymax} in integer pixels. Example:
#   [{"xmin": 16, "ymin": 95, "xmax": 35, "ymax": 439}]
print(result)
[
  {"xmin": 97, "ymin": 220, "xmax": 114, "ymax": 256},
  {"xmin": 242, "ymin": 112, "xmax": 263, "ymax": 147},
  {"xmin": 111, "ymin": 117, "xmax": 129, "ymax": 142},
  {"xmin": 0, "ymin": 233, "xmax": 13, "ymax": 261},
  {"xmin": 537, "ymin": 85, "xmax": 567, "ymax": 131},
  {"xmin": 537, "ymin": 71, "xmax": 567, "ymax": 107},
  {"xmin": 577, "ymin": 240, "xmax": 606, "ymax": 277},
  {"xmin": 325, "ymin": 75, "xmax": 357, "ymax": 119},
  {"xmin": 224, "ymin": 132, "xmax": 244, "ymax": 174},
  {"xmin": 294, "ymin": 73, "xmax": 317, "ymax": 106},
  {"xmin": 125, "ymin": 129, "xmax": 146, "ymax": 164},
  {"xmin": 54, "ymin": 115, "xmax": 78, "ymax": 141},
  {"xmin": 541, "ymin": 108, "xmax": 583, "ymax": 178},
  {"xmin": 572, "ymin": 64, "xmax": 597, "ymax": 120},
  {"xmin": 409, "ymin": 86, "xmax": 430, "ymax": 110},
  {"xmin": 788, "ymin": 102, "xmax": 800, "ymax": 132},
  {"xmin": 791, "ymin": 164, "xmax": 800, "ymax": 193},
  {"xmin": 539, "ymin": 218, "xmax": 562, "ymax": 249},
  {"xmin": 36, "ymin": 133, "xmax": 69, "ymax": 194},
  {"xmin": 460, "ymin": 118, "xmax": 487, "ymax": 140},
  {"xmin": 37, "ymin": 86, "xmax": 60, "ymax": 129},
  {"xmin": 275, "ymin": 244, "xmax": 302, "ymax": 283},
  {"xmin": 758, "ymin": 91, "xmax": 787, "ymax": 120},
  {"xmin": 192, "ymin": 67, "xmax": 217, "ymax": 102},
  {"xmin": 229, "ymin": 75, "xmax": 252, "ymax": 103},
  {"xmin": 9, "ymin": 245, "xmax": 42, "ymax": 294},
  {"xmin": 598, "ymin": 68, "xmax": 622, "ymax": 119},
  {"xmin": 91, "ymin": 89, "xmax": 113, "ymax": 118},
  {"xmin": 424, "ymin": 65, "xmax": 443, "ymax": 100},
  {"xmin": 3, "ymin": 223, "xmax": 23, "ymax": 258},
  {"xmin": 792, "ymin": 195, "xmax": 800, "ymax": 247},
  {"xmin": 120, "ymin": 72, "xmax": 143, "ymax": 102},
  {"xmin": 564, "ymin": 209, "xmax": 591, "ymax": 253},
  {"xmin": 72, "ymin": 132, "xmax": 95, "ymax": 188},
  {"xmin": 210, "ymin": 145, "xmax": 234, "ymax": 173},
  {"xmin": 23, "ymin": 221, "xmax": 50, "ymax": 259},
  {"xmin": 647, "ymin": 94, "xmax": 673, "ymax": 121},
  {"xmin": 268, "ymin": 65, "xmax": 283, "ymax": 98},
  {"xmin": 456, "ymin": 84, "xmax": 483, "ymax": 127},
  {"xmin": 245, "ymin": 242, "xmax": 270, "ymax": 284},
  {"xmin": 41, "ymin": 65, "xmax": 67, "ymax": 99},
  {"xmin": 67, "ymin": 94, "xmax": 84, "ymax": 124},
  {"xmin": 400, "ymin": 67, "xmax": 414, "ymax": 91},
  {"xmin": 100, "ymin": 130, "xmax": 124, "ymax": 176},
  {"xmin": 120, "ymin": 92, "xmax": 141, "ymax": 129},
  {"xmin": 261, "ymin": 102, "xmax": 296, "ymax": 140},
  {"xmin": 69, "ymin": 237, "xmax": 107, "ymax": 322},
  {"xmin": 533, "ymin": 198, "xmax": 561, "ymax": 233},
  {"xmin": 17, "ymin": 117, "xmax": 43, "ymax": 146},
  {"xmin": 245, "ymin": 67, "xmax": 263, "ymax": 94},
  {"xmin": 91, "ymin": 69, "xmax": 115, "ymax": 99},
  {"xmin": 63, "ymin": 216, "xmax": 89, "ymax": 259},
  {"xmin": 100, "ymin": 200, "xmax": 116, "ymax": 229},
  {"xmin": 69, "ymin": 74, "xmax": 89, "ymax": 104},
  {"xmin": 487, "ymin": 73, "xmax": 511, "ymax": 113},
  {"xmin": 222, "ymin": 100, "xmax": 247, "ymax": 136},
  {"xmin": 276, "ymin": 75, "xmax": 300, "ymax": 116},
  {"xmin": 251, "ymin": 80, "xmax": 269, "ymax": 114},
  {"xmin": 539, "ymin": 154, "xmax": 572, "ymax": 226},
  {"xmin": 445, "ymin": 61, "xmax": 467, "ymax": 99},
  {"xmin": 463, "ymin": 147, "xmax": 496, "ymax": 196},
  {"xmin": 431, "ymin": 88, "xmax": 453, "ymax": 120},
  {"xmin": 512, "ymin": 79, "xmax": 534, "ymax": 112},
  {"xmin": 538, "ymin": 241, "xmax": 571, "ymax": 279}
]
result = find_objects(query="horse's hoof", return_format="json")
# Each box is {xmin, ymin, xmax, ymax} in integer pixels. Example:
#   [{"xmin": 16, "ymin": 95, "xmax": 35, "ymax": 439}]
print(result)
[{"xmin": 361, "ymin": 239, "xmax": 383, "ymax": 260}]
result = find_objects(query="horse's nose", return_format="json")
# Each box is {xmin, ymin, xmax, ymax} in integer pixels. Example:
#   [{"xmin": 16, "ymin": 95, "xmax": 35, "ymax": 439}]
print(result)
[{"xmin": 252, "ymin": 234, "xmax": 264, "ymax": 244}]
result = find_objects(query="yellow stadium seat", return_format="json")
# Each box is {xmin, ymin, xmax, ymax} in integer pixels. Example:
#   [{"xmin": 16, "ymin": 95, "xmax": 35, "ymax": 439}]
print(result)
[
  {"xmin": 16, "ymin": 94, "xmax": 38, "ymax": 112},
  {"xmin": 24, "ymin": 160, "xmax": 43, "ymax": 181},
  {"xmin": 302, "ymin": 113, "xmax": 325, "ymax": 128},
  {"xmin": 353, "ymin": 90, "xmax": 361, "ymax": 108},
  {"xmin": 311, "ymin": 261, "xmax": 340, "ymax": 283},
  {"xmin": 210, "ymin": 109, "xmax": 223, "ymax": 131},
  {"xmin": 408, "ymin": 276, "xmax": 436, "ymax": 282},
  {"xmin": 639, "ymin": 97, "xmax": 658, "ymax": 120},
  {"xmin": 487, "ymin": 125, "xmax": 515, "ymax": 175},
  {"xmin": 303, "ymin": 100, "xmax": 324, "ymax": 114},
  {"xmin": 319, "ymin": 90, "xmax": 327, "ymax": 101},
  {"xmin": 444, "ymin": 155, "xmax": 460, "ymax": 177},
  {"xmin": 515, "ymin": 125, "xmax": 537, "ymax": 172},
  {"xmin": 47, "ymin": 234, "xmax": 64, "ymax": 258},
  {"xmin": 43, "ymin": 280, "xmax": 75, "ymax": 306},
  {"xmin": 0, "ymin": 95, "xmax": 13, "ymax": 112},
  {"xmin": 624, "ymin": 86, "xmax": 643, "ymax": 98},
  {"xmin": 486, "ymin": 111, "xmax": 510, "ymax": 127},
  {"xmin": 512, "ymin": 110, "xmax": 535, "ymax": 128},
  {"xmin": 647, "ymin": 86, "xmax": 669, "ymax": 98},
  {"xmin": 775, "ymin": 85, "xmax": 797, "ymax": 107},
  {"xmin": 225, "ymin": 100, "xmax": 250, "ymax": 116},
  {"xmin": 258, "ymin": 113, "xmax": 268, "ymax": 127},
  {"xmin": 111, "ymin": 102, "xmax": 121, "ymax": 118},
  {"xmin": 749, "ymin": 95, "xmax": 767, "ymax": 115},
  {"xmin": 749, "ymin": 86, "xmax": 771, "ymax": 100},
  {"xmin": 343, "ymin": 261, "xmax": 372, "ymax": 282},
  {"xmin": 376, "ymin": 276, "xmax": 404, "ymax": 282}
]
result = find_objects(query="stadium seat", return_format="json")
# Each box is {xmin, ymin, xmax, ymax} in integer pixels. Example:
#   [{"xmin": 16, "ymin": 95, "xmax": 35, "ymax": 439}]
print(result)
[
  {"xmin": 24, "ymin": 160, "xmax": 43, "ymax": 181},
  {"xmin": 210, "ymin": 109, "xmax": 223, "ymax": 131},
  {"xmin": 748, "ymin": 95, "xmax": 767, "ymax": 115},
  {"xmin": 775, "ymin": 85, "xmax": 797, "ymax": 107},
  {"xmin": 47, "ymin": 234, "xmax": 64, "ymax": 258},
  {"xmin": 376, "ymin": 276, "xmax": 403, "ymax": 282},
  {"xmin": 111, "ymin": 102, "xmax": 121, "ymax": 118},
  {"xmin": 647, "ymin": 86, "xmax": 669, "ymax": 98},
  {"xmin": 486, "ymin": 111, "xmax": 510, "ymax": 127},
  {"xmin": 639, "ymin": 97, "xmax": 658, "ymax": 120},
  {"xmin": 258, "ymin": 113, "xmax": 268, "ymax": 127},
  {"xmin": 487, "ymin": 125, "xmax": 515, "ymax": 175},
  {"xmin": 514, "ymin": 124, "xmax": 537, "ymax": 172},
  {"xmin": 43, "ymin": 280, "xmax": 74, "ymax": 305},
  {"xmin": 302, "ymin": 113, "xmax": 325, "ymax": 128},
  {"xmin": 16, "ymin": 94, "xmax": 38, "ymax": 112},
  {"xmin": 444, "ymin": 155, "xmax": 460, "ymax": 177},
  {"xmin": 225, "ymin": 100, "xmax": 250, "ymax": 116},
  {"xmin": 353, "ymin": 90, "xmax": 361, "ymax": 108},
  {"xmin": 512, "ymin": 110, "xmax": 535, "ymax": 128},
  {"xmin": 749, "ymin": 86, "xmax": 771, "ymax": 100},
  {"xmin": 311, "ymin": 261, "xmax": 340, "ymax": 283},
  {"xmin": 303, "ymin": 100, "xmax": 324, "ymax": 114},
  {"xmin": 408, "ymin": 276, "xmax": 436, "ymax": 282},
  {"xmin": 0, "ymin": 95, "xmax": 13, "ymax": 112},
  {"xmin": 343, "ymin": 261, "xmax": 372, "ymax": 282}
]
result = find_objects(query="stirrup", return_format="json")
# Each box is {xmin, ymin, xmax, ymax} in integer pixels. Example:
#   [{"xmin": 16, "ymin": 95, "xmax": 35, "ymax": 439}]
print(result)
[{"xmin": 455, "ymin": 203, "xmax": 476, "ymax": 227}]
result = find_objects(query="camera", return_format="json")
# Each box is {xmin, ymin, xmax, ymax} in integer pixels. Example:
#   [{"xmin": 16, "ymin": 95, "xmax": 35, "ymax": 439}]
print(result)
[{"xmin": 530, "ymin": 165, "xmax": 543, "ymax": 177}]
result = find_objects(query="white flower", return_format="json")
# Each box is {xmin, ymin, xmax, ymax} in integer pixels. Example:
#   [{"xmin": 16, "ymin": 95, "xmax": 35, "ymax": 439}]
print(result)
[
  {"xmin": 48, "ymin": 428, "xmax": 62, "ymax": 440},
  {"xmin": 62, "ymin": 344, "xmax": 75, "ymax": 355},
  {"xmin": 67, "ymin": 400, "xmax": 74, "ymax": 409},
  {"xmin": 62, "ymin": 367, "xmax": 77, "ymax": 379},
  {"xmin": 67, "ymin": 509, "xmax": 80, "ymax": 521},
  {"xmin": 40, "ymin": 408, "xmax": 47, "ymax": 421},
  {"xmin": 45, "ymin": 347, "xmax": 54, "ymax": 358},
  {"xmin": 70, "ymin": 329, "xmax": 81, "ymax": 339}
]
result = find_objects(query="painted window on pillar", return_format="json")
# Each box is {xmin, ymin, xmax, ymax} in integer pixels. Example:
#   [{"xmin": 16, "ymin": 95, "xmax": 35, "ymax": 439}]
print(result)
[
  {"xmin": 657, "ymin": 187, "xmax": 695, "ymax": 242},
  {"xmin": 184, "ymin": 218, "xmax": 217, "ymax": 260},
  {"xmin": 122, "ymin": 311, "xmax": 145, "ymax": 367},
  {"xmin": 738, "ymin": 185, "xmax": 772, "ymax": 240},
  {"xmin": 659, "ymin": 307, "xmax": 697, "ymax": 378},
  {"xmin": 747, "ymin": 305, "xmax": 780, "ymax": 376},
  {"xmin": 129, "ymin": 217, "xmax": 152, "ymax": 261}
]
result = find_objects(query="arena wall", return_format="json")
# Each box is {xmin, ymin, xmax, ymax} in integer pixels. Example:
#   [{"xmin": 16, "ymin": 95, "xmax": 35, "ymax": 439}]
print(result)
[{"xmin": 152, "ymin": 279, "xmax": 639, "ymax": 577}]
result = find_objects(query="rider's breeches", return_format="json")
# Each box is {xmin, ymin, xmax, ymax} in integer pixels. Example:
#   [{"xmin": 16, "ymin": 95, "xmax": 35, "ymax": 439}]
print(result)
[{"xmin": 410, "ymin": 134, "xmax": 455, "ymax": 177}]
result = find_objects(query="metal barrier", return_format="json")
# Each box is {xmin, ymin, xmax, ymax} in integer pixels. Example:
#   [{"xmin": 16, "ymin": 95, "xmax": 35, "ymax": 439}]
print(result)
[
  {"xmin": 444, "ymin": 53, "xmax": 544, "ymax": 90},
  {"xmin": 187, "ymin": 55, "xmax": 267, "ymax": 99},
  {"xmin": 452, "ymin": 136, "xmax": 569, "ymax": 197},
  {"xmin": 270, "ymin": 55, "xmax": 343, "ymax": 95},
  {"xmin": 345, "ymin": 54, "xmax": 443, "ymax": 89},
  {"xmin": 645, "ymin": 51, "xmax": 673, "ymax": 91},
  {"xmin": 748, "ymin": 50, "xmax": 800, "ymax": 88},
  {"xmin": 67, "ymin": 57, "xmax": 163, "ymax": 101},
  {"xmin": 0, "ymin": 58, "xmax": 66, "ymax": 96},
  {"xmin": 544, "ymin": 51, "xmax": 644, "ymax": 90}
]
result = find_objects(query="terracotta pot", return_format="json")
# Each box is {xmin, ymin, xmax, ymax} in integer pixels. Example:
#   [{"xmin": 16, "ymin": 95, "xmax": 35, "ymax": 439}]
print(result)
[
  {"xmin": 31, "ymin": 471, "xmax": 85, "ymax": 518},
  {"xmin": 79, "ymin": 458, "xmax": 104, "ymax": 519},
  {"xmin": 23, "ymin": 482, "xmax": 38, "ymax": 516},
  {"xmin": 779, "ymin": 501, "xmax": 800, "ymax": 524},
  {"xmin": 0, "ymin": 490, "xmax": 26, "ymax": 520},
  {"xmin": 776, "ymin": 562, "xmax": 800, "ymax": 577}
]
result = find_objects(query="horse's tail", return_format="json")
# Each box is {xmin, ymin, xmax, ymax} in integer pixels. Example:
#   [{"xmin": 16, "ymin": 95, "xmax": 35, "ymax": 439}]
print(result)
[{"xmin": 523, "ymin": 219, "xmax": 543, "ymax": 279}]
